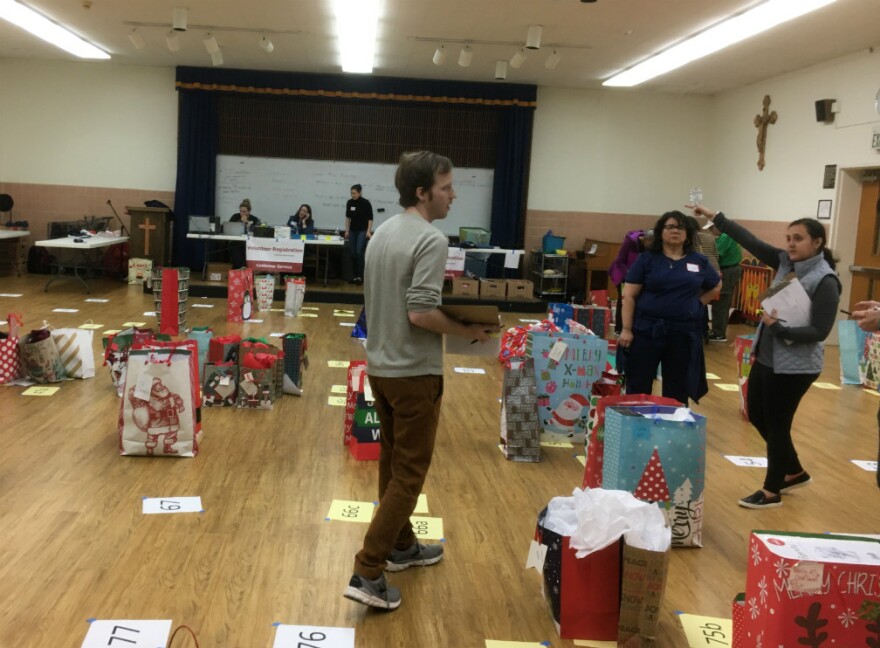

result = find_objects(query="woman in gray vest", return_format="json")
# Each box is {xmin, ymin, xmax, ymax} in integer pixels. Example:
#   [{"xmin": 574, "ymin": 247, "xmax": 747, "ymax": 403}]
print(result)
[{"xmin": 693, "ymin": 205, "xmax": 840, "ymax": 509}]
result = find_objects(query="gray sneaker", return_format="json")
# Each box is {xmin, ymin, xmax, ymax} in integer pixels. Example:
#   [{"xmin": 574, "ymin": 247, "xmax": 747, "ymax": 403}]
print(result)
[
  {"xmin": 386, "ymin": 542, "xmax": 444, "ymax": 572},
  {"xmin": 343, "ymin": 574, "xmax": 401, "ymax": 610}
]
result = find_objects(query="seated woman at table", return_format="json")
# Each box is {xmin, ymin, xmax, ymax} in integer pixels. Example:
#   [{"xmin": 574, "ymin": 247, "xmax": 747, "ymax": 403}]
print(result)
[
  {"xmin": 287, "ymin": 204, "xmax": 315, "ymax": 235},
  {"xmin": 229, "ymin": 198, "xmax": 261, "ymax": 268}
]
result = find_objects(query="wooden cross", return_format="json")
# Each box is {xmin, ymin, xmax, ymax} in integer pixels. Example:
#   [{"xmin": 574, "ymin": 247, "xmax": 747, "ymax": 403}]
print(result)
[
  {"xmin": 754, "ymin": 95, "xmax": 777, "ymax": 171},
  {"xmin": 138, "ymin": 217, "xmax": 157, "ymax": 255}
]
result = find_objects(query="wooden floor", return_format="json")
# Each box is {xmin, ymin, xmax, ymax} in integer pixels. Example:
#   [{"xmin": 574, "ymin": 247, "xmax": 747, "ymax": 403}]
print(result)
[{"xmin": 1, "ymin": 274, "xmax": 878, "ymax": 648}]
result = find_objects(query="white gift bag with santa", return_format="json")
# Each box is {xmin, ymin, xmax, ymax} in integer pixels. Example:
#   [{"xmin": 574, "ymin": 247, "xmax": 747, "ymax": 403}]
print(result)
[
  {"xmin": 118, "ymin": 347, "xmax": 201, "ymax": 457},
  {"xmin": 525, "ymin": 331, "xmax": 609, "ymax": 443}
]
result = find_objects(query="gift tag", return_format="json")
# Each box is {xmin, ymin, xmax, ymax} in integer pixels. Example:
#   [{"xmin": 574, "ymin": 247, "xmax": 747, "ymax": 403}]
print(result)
[
  {"xmin": 789, "ymin": 561, "xmax": 824, "ymax": 594},
  {"xmin": 326, "ymin": 499, "xmax": 374, "ymax": 523},
  {"xmin": 678, "ymin": 614, "xmax": 732, "ymax": 648},
  {"xmin": 454, "ymin": 367, "xmax": 486, "ymax": 374},
  {"xmin": 134, "ymin": 373, "xmax": 155, "ymax": 401},
  {"xmin": 240, "ymin": 378, "xmax": 259, "ymax": 396},
  {"xmin": 548, "ymin": 340, "xmax": 568, "ymax": 362},
  {"xmin": 80, "ymin": 619, "xmax": 172, "ymax": 648},
  {"xmin": 22, "ymin": 386, "xmax": 60, "ymax": 396},
  {"xmin": 725, "ymin": 455, "xmax": 767, "ymax": 467},
  {"xmin": 409, "ymin": 516, "xmax": 443, "ymax": 540},
  {"xmin": 219, "ymin": 375, "xmax": 232, "ymax": 386},
  {"xmin": 525, "ymin": 539, "xmax": 547, "ymax": 573},
  {"xmin": 142, "ymin": 496, "xmax": 203, "ymax": 515},
  {"xmin": 53, "ymin": 308, "xmax": 79, "ymax": 313},
  {"xmin": 272, "ymin": 625, "xmax": 355, "ymax": 648}
]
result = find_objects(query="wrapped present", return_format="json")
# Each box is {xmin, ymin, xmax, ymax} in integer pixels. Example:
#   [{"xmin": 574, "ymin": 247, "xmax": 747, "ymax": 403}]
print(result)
[
  {"xmin": 50, "ymin": 328, "xmax": 95, "ymax": 379},
  {"xmin": 603, "ymin": 405, "xmax": 707, "ymax": 547},
  {"xmin": 227, "ymin": 268, "xmax": 254, "ymax": 323},
  {"xmin": 525, "ymin": 330, "xmax": 608, "ymax": 443},
  {"xmin": 734, "ymin": 334, "xmax": 755, "ymax": 419},
  {"xmin": 119, "ymin": 347, "xmax": 201, "ymax": 456},
  {"xmin": 500, "ymin": 357, "xmax": 541, "ymax": 462},
  {"xmin": 739, "ymin": 531, "xmax": 880, "ymax": 647},
  {"xmin": 0, "ymin": 313, "xmax": 24, "ymax": 384},
  {"xmin": 202, "ymin": 362, "xmax": 238, "ymax": 407}
]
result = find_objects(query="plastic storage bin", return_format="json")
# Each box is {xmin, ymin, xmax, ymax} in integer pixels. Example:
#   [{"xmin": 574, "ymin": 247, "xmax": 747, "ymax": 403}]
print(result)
[
  {"xmin": 542, "ymin": 233, "xmax": 566, "ymax": 253},
  {"xmin": 460, "ymin": 227, "xmax": 491, "ymax": 246}
]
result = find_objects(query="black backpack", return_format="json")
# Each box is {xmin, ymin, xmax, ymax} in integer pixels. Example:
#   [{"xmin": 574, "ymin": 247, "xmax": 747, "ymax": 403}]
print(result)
[{"xmin": 27, "ymin": 245, "xmax": 52, "ymax": 274}]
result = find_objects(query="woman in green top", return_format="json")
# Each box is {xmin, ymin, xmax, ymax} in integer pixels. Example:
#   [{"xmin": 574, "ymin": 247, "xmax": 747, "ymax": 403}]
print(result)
[{"xmin": 707, "ymin": 223, "xmax": 742, "ymax": 342}]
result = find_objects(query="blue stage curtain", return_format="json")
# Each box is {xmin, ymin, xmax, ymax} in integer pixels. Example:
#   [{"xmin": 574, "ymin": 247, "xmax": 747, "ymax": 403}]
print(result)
[
  {"xmin": 173, "ymin": 66, "xmax": 535, "ymax": 268},
  {"xmin": 172, "ymin": 89, "xmax": 218, "ymax": 267}
]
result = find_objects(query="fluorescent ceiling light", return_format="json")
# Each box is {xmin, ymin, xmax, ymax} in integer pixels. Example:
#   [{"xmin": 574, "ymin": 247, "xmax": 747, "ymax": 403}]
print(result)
[
  {"xmin": 0, "ymin": 0, "xmax": 109, "ymax": 59},
  {"xmin": 603, "ymin": 0, "xmax": 838, "ymax": 87},
  {"xmin": 334, "ymin": 0, "xmax": 379, "ymax": 74}
]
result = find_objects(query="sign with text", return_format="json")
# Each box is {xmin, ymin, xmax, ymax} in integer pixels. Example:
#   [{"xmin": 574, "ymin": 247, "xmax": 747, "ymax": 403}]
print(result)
[
  {"xmin": 246, "ymin": 239, "xmax": 305, "ymax": 273},
  {"xmin": 142, "ymin": 496, "xmax": 203, "ymax": 515},
  {"xmin": 445, "ymin": 247, "xmax": 466, "ymax": 277},
  {"xmin": 273, "ymin": 625, "xmax": 354, "ymax": 648},
  {"xmin": 81, "ymin": 619, "xmax": 172, "ymax": 648}
]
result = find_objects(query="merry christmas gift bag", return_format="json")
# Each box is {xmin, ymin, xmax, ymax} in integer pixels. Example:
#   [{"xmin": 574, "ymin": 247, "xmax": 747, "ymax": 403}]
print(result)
[
  {"xmin": 525, "ymin": 331, "xmax": 609, "ymax": 443},
  {"xmin": 226, "ymin": 268, "xmax": 254, "ymax": 323},
  {"xmin": 50, "ymin": 328, "xmax": 95, "ymax": 379},
  {"xmin": 603, "ymin": 405, "xmax": 707, "ymax": 547},
  {"xmin": 0, "ymin": 313, "xmax": 24, "ymax": 384},
  {"xmin": 119, "ymin": 347, "xmax": 200, "ymax": 457},
  {"xmin": 202, "ymin": 362, "xmax": 238, "ymax": 407},
  {"xmin": 740, "ymin": 531, "xmax": 880, "ymax": 648},
  {"xmin": 500, "ymin": 357, "xmax": 542, "ymax": 462},
  {"xmin": 284, "ymin": 276, "xmax": 306, "ymax": 317},
  {"xmin": 281, "ymin": 333, "xmax": 307, "ymax": 395}
]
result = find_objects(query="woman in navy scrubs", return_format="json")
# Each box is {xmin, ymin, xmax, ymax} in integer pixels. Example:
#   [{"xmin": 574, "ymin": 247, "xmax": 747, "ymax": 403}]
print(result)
[{"xmin": 618, "ymin": 211, "xmax": 721, "ymax": 405}]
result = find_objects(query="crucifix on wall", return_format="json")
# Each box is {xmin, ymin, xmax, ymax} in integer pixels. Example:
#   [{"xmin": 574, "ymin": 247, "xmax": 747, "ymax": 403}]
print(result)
[{"xmin": 754, "ymin": 94, "xmax": 777, "ymax": 171}]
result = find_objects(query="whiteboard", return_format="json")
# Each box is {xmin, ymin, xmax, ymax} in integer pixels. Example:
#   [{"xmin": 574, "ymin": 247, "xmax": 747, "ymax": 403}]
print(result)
[{"xmin": 215, "ymin": 155, "xmax": 494, "ymax": 236}]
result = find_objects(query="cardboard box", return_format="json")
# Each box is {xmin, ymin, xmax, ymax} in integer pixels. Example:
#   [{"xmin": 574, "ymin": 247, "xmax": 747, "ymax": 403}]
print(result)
[
  {"xmin": 741, "ymin": 531, "xmax": 880, "ymax": 647},
  {"xmin": 452, "ymin": 277, "xmax": 479, "ymax": 297},
  {"xmin": 506, "ymin": 279, "xmax": 534, "ymax": 300},
  {"xmin": 480, "ymin": 279, "xmax": 507, "ymax": 299},
  {"xmin": 206, "ymin": 262, "xmax": 230, "ymax": 283}
]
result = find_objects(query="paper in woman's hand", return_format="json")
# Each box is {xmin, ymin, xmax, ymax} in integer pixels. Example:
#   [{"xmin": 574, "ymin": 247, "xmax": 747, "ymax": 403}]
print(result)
[{"xmin": 760, "ymin": 278, "xmax": 811, "ymax": 327}]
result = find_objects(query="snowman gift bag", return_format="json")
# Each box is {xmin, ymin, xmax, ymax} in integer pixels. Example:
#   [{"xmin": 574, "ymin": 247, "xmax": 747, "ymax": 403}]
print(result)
[
  {"xmin": 525, "ymin": 331, "xmax": 608, "ymax": 443},
  {"xmin": 602, "ymin": 405, "xmax": 707, "ymax": 547},
  {"xmin": 226, "ymin": 268, "xmax": 255, "ymax": 323}
]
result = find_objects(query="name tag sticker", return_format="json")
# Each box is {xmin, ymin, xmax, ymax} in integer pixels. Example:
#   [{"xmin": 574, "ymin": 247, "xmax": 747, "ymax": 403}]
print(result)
[{"xmin": 686, "ymin": 263, "xmax": 700, "ymax": 272}]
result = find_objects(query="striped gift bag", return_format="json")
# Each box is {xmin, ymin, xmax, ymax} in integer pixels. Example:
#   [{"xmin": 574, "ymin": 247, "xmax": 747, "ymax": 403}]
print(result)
[{"xmin": 51, "ymin": 328, "xmax": 95, "ymax": 379}]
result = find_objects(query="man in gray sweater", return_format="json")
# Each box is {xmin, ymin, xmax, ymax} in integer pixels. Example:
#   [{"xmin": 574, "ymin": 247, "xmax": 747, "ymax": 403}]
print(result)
[{"xmin": 344, "ymin": 151, "xmax": 496, "ymax": 610}]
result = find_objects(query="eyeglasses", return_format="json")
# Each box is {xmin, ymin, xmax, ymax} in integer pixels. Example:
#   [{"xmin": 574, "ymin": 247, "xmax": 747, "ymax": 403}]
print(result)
[{"xmin": 663, "ymin": 224, "xmax": 685, "ymax": 231}]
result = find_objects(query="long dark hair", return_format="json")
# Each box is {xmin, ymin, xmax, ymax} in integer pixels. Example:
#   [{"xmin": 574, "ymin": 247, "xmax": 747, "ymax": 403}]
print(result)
[
  {"xmin": 789, "ymin": 218, "xmax": 836, "ymax": 270},
  {"xmin": 297, "ymin": 204, "xmax": 313, "ymax": 221},
  {"xmin": 649, "ymin": 211, "xmax": 695, "ymax": 253}
]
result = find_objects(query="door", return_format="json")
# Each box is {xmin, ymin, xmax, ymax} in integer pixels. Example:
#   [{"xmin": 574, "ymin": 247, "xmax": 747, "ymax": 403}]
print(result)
[{"xmin": 849, "ymin": 178, "xmax": 880, "ymax": 311}]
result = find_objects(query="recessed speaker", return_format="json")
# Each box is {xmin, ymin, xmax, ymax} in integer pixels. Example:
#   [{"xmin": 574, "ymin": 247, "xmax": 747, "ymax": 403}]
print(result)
[{"xmin": 815, "ymin": 99, "xmax": 834, "ymax": 124}]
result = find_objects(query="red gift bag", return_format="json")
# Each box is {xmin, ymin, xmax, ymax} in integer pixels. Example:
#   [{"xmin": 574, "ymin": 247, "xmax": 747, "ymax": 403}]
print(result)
[
  {"xmin": 159, "ymin": 267, "xmax": 181, "ymax": 336},
  {"xmin": 0, "ymin": 313, "xmax": 24, "ymax": 384},
  {"xmin": 344, "ymin": 361, "xmax": 366, "ymax": 447},
  {"xmin": 208, "ymin": 335, "xmax": 241, "ymax": 365},
  {"xmin": 583, "ymin": 393, "xmax": 681, "ymax": 489},
  {"xmin": 226, "ymin": 268, "xmax": 254, "ymax": 323},
  {"xmin": 536, "ymin": 506, "xmax": 622, "ymax": 640}
]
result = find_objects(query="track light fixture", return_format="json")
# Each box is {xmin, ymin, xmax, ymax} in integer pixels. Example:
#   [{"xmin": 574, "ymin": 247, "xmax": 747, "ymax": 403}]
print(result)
[
  {"xmin": 432, "ymin": 44, "xmax": 446, "ymax": 65},
  {"xmin": 494, "ymin": 60, "xmax": 507, "ymax": 80},
  {"xmin": 171, "ymin": 7, "xmax": 187, "ymax": 31},
  {"xmin": 211, "ymin": 49, "xmax": 223, "ymax": 66},
  {"xmin": 165, "ymin": 30, "xmax": 180, "ymax": 52},
  {"xmin": 509, "ymin": 47, "xmax": 527, "ymax": 69},
  {"xmin": 127, "ymin": 27, "xmax": 145, "ymax": 50},
  {"xmin": 457, "ymin": 45, "xmax": 472, "ymax": 67},
  {"xmin": 259, "ymin": 34, "xmax": 274, "ymax": 53},
  {"xmin": 526, "ymin": 25, "xmax": 542, "ymax": 50},
  {"xmin": 545, "ymin": 49, "xmax": 561, "ymax": 70},
  {"xmin": 203, "ymin": 32, "xmax": 219, "ymax": 54}
]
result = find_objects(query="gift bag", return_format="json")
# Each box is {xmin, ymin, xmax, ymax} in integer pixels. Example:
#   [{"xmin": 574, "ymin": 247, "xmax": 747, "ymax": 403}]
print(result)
[
  {"xmin": 536, "ymin": 506, "xmax": 622, "ymax": 640},
  {"xmin": 838, "ymin": 319, "xmax": 869, "ymax": 385},
  {"xmin": 21, "ymin": 329, "xmax": 67, "ymax": 383},
  {"xmin": 208, "ymin": 334, "xmax": 241, "ymax": 365},
  {"xmin": 227, "ymin": 268, "xmax": 254, "ymax": 323},
  {"xmin": 255, "ymin": 273, "xmax": 275, "ymax": 312},
  {"xmin": 344, "ymin": 361, "xmax": 367, "ymax": 446},
  {"xmin": 617, "ymin": 542, "xmax": 670, "ymax": 646},
  {"xmin": 500, "ymin": 357, "xmax": 541, "ymax": 462},
  {"xmin": 202, "ymin": 362, "xmax": 238, "ymax": 407},
  {"xmin": 158, "ymin": 267, "xmax": 183, "ymax": 336},
  {"xmin": 281, "ymin": 333, "xmax": 307, "ymax": 395},
  {"xmin": 103, "ymin": 327, "xmax": 160, "ymax": 396},
  {"xmin": 548, "ymin": 303, "xmax": 574, "ymax": 330},
  {"xmin": 351, "ymin": 307, "xmax": 367, "ymax": 341},
  {"xmin": 0, "ymin": 313, "xmax": 24, "ymax": 384},
  {"xmin": 240, "ymin": 338, "xmax": 284, "ymax": 399},
  {"xmin": 603, "ymin": 405, "xmax": 707, "ymax": 547},
  {"xmin": 351, "ymin": 389, "xmax": 381, "ymax": 460},
  {"xmin": 284, "ymin": 274, "xmax": 306, "ymax": 316},
  {"xmin": 119, "ymin": 347, "xmax": 201, "ymax": 456},
  {"xmin": 187, "ymin": 326, "xmax": 213, "ymax": 381},
  {"xmin": 583, "ymin": 393, "xmax": 681, "ymax": 489},
  {"xmin": 731, "ymin": 593, "xmax": 746, "ymax": 648},
  {"xmin": 237, "ymin": 368, "xmax": 275, "ymax": 409},
  {"xmin": 137, "ymin": 339, "xmax": 203, "ymax": 439},
  {"xmin": 734, "ymin": 334, "xmax": 755, "ymax": 418},
  {"xmin": 571, "ymin": 305, "xmax": 612, "ymax": 338},
  {"xmin": 51, "ymin": 328, "xmax": 95, "ymax": 379},
  {"xmin": 525, "ymin": 331, "xmax": 609, "ymax": 442},
  {"xmin": 863, "ymin": 333, "xmax": 880, "ymax": 390}
]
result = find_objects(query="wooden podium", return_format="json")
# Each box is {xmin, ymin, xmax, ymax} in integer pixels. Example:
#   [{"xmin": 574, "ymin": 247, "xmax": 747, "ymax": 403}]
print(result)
[{"xmin": 127, "ymin": 206, "xmax": 172, "ymax": 266}]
